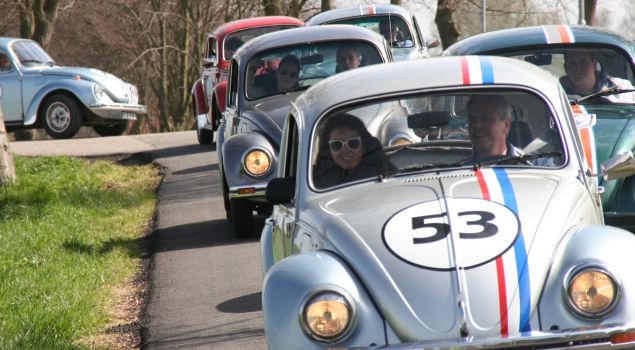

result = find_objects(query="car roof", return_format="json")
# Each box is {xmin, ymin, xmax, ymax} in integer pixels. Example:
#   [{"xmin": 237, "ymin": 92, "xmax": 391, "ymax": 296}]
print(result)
[
  {"xmin": 210, "ymin": 16, "xmax": 304, "ymax": 38},
  {"xmin": 445, "ymin": 24, "xmax": 635, "ymax": 56},
  {"xmin": 293, "ymin": 55, "xmax": 563, "ymax": 128},
  {"xmin": 305, "ymin": 3, "xmax": 413, "ymax": 25},
  {"xmin": 0, "ymin": 37, "xmax": 34, "ymax": 47},
  {"xmin": 234, "ymin": 24, "xmax": 389, "ymax": 60}
]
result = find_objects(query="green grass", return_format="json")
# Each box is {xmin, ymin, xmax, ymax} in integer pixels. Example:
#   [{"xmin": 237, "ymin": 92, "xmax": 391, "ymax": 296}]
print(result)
[{"xmin": 0, "ymin": 156, "xmax": 161, "ymax": 350}]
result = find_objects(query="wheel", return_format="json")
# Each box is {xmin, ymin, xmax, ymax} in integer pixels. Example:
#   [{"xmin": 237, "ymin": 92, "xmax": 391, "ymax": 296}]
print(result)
[
  {"xmin": 230, "ymin": 198, "xmax": 254, "ymax": 239},
  {"xmin": 41, "ymin": 95, "xmax": 82, "ymax": 139},
  {"xmin": 93, "ymin": 121, "xmax": 128, "ymax": 136},
  {"xmin": 196, "ymin": 127, "xmax": 214, "ymax": 145},
  {"xmin": 212, "ymin": 100, "xmax": 222, "ymax": 130}
]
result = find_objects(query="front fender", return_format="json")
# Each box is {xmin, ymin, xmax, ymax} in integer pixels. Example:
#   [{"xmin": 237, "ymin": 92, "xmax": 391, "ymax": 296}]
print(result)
[
  {"xmin": 221, "ymin": 132, "xmax": 277, "ymax": 190},
  {"xmin": 539, "ymin": 225, "xmax": 635, "ymax": 330},
  {"xmin": 191, "ymin": 79, "xmax": 208, "ymax": 117},
  {"xmin": 25, "ymin": 80, "xmax": 95, "ymax": 126},
  {"xmin": 263, "ymin": 251, "xmax": 386, "ymax": 349}
]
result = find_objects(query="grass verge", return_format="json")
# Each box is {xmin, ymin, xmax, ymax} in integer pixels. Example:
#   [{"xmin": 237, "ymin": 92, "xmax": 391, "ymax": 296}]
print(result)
[{"xmin": 0, "ymin": 156, "xmax": 162, "ymax": 350}]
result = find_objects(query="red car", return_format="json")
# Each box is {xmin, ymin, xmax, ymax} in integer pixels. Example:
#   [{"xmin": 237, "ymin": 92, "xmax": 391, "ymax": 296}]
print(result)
[{"xmin": 191, "ymin": 16, "xmax": 303, "ymax": 144}]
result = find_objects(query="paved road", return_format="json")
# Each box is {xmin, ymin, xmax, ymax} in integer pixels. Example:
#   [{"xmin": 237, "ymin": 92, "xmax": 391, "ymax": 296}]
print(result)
[{"xmin": 10, "ymin": 131, "xmax": 267, "ymax": 349}]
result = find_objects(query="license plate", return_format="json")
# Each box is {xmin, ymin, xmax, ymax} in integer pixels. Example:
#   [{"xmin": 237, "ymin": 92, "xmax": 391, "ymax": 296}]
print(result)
[{"xmin": 122, "ymin": 112, "xmax": 136, "ymax": 120}]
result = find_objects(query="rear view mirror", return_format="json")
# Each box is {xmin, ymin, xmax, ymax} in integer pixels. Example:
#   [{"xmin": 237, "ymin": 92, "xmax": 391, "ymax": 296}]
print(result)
[
  {"xmin": 266, "ymin": 177, "xmax": 295, "ymax": 204},
  {"xmin": 407, "ymin": 111, "xmax": 451, "ymax": 129},
  {"xmin": 301, "ymin": 54, "xmax": 323, "ymax": 65},
  {"xmin": 525, "ymin": 53, "xmax": 552, "ymax": 66}
]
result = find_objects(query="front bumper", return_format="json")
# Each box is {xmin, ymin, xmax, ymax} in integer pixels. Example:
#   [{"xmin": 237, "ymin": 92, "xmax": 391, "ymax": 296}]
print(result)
[
  {"xmin": 362, "ymin": 324, "xmax": 635, "ymax": 350},
  {"xmin": 228, "ymin": 182, "xmax": 267, "ymax": 201},
  {"xmin": 89, "ymin": 103, "xmax": 147, "ymax": 120}
]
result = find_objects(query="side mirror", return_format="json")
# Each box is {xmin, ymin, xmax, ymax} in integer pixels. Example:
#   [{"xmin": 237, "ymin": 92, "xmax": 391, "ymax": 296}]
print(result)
[
  {"xmin": 425, "ymin": 38, "xmax": 440, "ymax": 49},
  {"xmin": 602, "ymin": 151, "xmax": 635, "ymax": 181},
  {"xmin": 266, "ymin": 177, "xmax": 295, "ymax": 205}
]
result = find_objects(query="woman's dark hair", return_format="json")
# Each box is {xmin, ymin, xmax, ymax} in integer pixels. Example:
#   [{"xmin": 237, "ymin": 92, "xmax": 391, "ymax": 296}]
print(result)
[{"xmin": 313, "ymin": 113, "xmax": 392, "ymax": 188}]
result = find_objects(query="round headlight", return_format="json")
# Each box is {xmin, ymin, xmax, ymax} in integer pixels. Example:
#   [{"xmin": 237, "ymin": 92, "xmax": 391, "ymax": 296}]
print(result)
[
  {"xmin": 243, "ymin": 149, "xmax": 271, "ymax": 177},
  {"xmin": 93, "ymin": 83, "xmax": 106, "ymax": 100},
  {"xmin": 566, "ymin": 267, "xmax": 619, "ymax": 318},
  {"xmin": 303, "ymin": 292, "xmax": 351, "ymax": 342}
]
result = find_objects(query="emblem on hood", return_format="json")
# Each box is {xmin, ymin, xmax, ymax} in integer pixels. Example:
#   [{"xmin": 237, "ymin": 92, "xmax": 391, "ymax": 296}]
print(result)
[{"xmin": 383, "ymin": 198, "xmax": 520, "ymax": 270}]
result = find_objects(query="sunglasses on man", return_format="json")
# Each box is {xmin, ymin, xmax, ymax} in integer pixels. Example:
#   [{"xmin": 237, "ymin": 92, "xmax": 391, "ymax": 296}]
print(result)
[{"xmin": 328, "ymin": 137, "xmax": 362, "ymax": 152}]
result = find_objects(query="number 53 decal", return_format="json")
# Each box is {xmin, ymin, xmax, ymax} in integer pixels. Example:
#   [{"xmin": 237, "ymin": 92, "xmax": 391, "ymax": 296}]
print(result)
[{"xmin": 383, "ymin": 198, "xmax": 520, "ymax": 270}]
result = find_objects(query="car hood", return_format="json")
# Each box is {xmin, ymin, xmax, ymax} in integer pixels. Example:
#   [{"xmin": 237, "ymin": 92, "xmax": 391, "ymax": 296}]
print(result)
[
  {"xmin": 251, "ymin": 91, "xmax": 304, "ymax": 130},
  {"xmin": 391, "ymin": 47, "xmax": 423, "ymax": 61},
  {"xmin": 38, "ymin": 66, "xmax": 134, "ymax": 101},
  {"xmin": 310, "ymin": 169, "xmax": 588, "ymax": 341}
]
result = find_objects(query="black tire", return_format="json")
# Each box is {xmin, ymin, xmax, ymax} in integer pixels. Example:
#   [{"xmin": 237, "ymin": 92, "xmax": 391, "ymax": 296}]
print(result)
[
  {"xmin": 230, "ymin": 198, "xmax": 254, "ymax": 239},
  {"xmin": 93, "ymin": 121, "xmax": 128, "ymax": 137},
  {"xmin": 196, "ymin": 127, "xmax": 214, "ymax": 145},
  {"xmin": 41, "ymin": 95, "xmax": 82, "ymax": 139},
  {"xmin": 220, "ymin": 169, "xmax": 232, "ymax": 222}
]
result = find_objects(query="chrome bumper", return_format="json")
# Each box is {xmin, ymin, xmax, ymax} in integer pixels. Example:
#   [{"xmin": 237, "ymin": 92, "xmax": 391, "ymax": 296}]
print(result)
[
  {"xmin": 363, "ymin": 324, "xmax": 635, "ymax": 350},
  {"xmin": 89, "ymin": 103, "xmax": 147, "ymax": 120},
  {"xmin": 228, "ymin": 182, "xmax": 268, "ymax": 200}
]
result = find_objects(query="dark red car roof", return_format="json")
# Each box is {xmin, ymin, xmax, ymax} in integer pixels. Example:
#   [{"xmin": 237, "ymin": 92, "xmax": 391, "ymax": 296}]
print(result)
[{"xmin": 212, "ymin": 16, "xmax": 304, "ymax": 39}]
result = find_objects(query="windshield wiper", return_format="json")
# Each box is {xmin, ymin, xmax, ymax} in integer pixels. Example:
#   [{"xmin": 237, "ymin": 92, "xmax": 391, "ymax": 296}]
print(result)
[
  {"xmin": 576, "ymin": 86, "xmax": 635, "ymax": 103},
  {"xmin": 388, "ymin": 162, "xmax": 467, "ymax": 177},
  {"xmin": 20, "ymin": 59, "xmax": 45, "ymax": 65},
  {"xmin": 474, "ymin": 151, "xmax": 562, "ymax": 168},
  {"xmin": 279, "ymin": 85, "xmax": 310, "ymax": 94}
]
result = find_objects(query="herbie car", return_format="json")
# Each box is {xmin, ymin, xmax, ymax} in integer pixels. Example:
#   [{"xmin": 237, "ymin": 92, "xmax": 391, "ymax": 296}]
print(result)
[
  {"xmin": 191, "ymin": 16, "xmax": 303, "ymax": 144},
  {"xmin": 0, "ymin": 37, "xmax": 145, "ymax": 139},
  {"xmin": 261, "ymin": 56, "xmax": 635, "ymax": 349},
  {"xmin": 444, "ymin": 25, "xmax": 635, "ymax": 232},
  {"xmin": 305, "ymin": 3, "xmax": 439, "ymax": 61},
  {"xmin": 218, "ymin": 25, "xmax": 392, "ymax": 238}
]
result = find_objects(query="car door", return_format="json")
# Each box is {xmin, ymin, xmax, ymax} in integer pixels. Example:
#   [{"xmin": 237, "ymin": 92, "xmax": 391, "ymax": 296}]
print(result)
[
  {"xmin": 0, "ymin": 50, "xmax": 23, "ymax": 123},
  {"xmin": 270, "ymin": 113, "xmax": 301, "ymax": 262}
]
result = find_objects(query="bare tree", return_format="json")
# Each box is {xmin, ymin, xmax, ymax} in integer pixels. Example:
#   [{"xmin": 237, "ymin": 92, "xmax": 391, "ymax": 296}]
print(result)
[
  {"xmin": 321, "ymin": 0, "xmax": 332, "ymax": 12},
  {"xmin": 435, "ymin": 0, "xmax": 461, "ymax": 49},
  {"xmin": 584, "ymin": 0, "xmax": 598, "ymax": 25}
]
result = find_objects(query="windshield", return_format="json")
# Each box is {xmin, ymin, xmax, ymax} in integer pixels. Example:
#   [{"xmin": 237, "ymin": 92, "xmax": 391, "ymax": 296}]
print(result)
[
  {"xmin": 245, "ymin": 41, "xmax": 383, "ymax": 100},
  {"xmin": 327, "ymin": 15, "xmax": 414, "ymax": 48},
  {"xmin": 223, "ymin": 25, "xmax": 298, "ymax": 61},
  {"xmin": 311, "ymin": 90, "xmax": 565, "ymax": 190},
  {"xmin": 11, "ymin": 40, "xmax": 55, "ymax": 67},
  {"xmin": 500, "ymin": 47, "xmax": 635, "ymax": 104}
]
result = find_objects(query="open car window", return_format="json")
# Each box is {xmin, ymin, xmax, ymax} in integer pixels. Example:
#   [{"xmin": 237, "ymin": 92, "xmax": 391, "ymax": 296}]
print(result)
[
  {"xmin": 245, "ymin": 41, "xmax": 383, "ymax": 100},
  {"xmin": 500, "ymin": 47, "xmax": 635, "ymax": 104},
  {"xmin": 311, "ymin": 89, "xmax": 566, "ymax": 190},
  {"xmin": 326, "ymin": 15, "xmax": 414, "ymax": 48}
]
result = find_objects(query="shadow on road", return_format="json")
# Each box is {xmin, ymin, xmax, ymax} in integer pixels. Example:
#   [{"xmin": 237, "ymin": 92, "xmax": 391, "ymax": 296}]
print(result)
[
  {"xmin": 151, "ymin": 219, "xmax": 262, "ymax": 253},
  {"xmin": 142, "ymin": 324, "xmax": 264, "ymax": 350},
  {"xmin": 217, "ymin": 292, "xmax": 262, "ymax": 313},
  {"xmin": 149, "ymin": 143, "xmax": 216, "ymax": 159}
]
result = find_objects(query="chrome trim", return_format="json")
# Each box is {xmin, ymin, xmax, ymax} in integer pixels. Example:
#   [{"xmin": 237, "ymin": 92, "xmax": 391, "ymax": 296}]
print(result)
[
  {"xmin": 562, "ymin": 261, "xmax": 622, "ymax": 320},
  {"xmin": 228, "ymin": 182, "xmax": 267, "ymax": 199},
  {"xmin": 298, "ymin": 285, "xmax": 356, "ymax": 344},
  {"xmin": 241, "ymin": 146, "xmax": 273, "ymax": 178}
]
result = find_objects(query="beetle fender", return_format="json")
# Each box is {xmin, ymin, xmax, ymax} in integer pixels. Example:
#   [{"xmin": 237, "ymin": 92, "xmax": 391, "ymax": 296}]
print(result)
[
  {"xmin": 539, "ymin": 225, "xmax": 635, "ymax": 330},
  {"xmin": 262, "ymin": 251, "xmax": 387, "ymax": 349},
  {"xmin": 191, "ymin": 79, "xmax": 208, "ymax": 117},
  {"xmin": 221, "ymin": 132, "xmax": 277, "ymax": 189},
  {"xmin": 25, "ymin": 80, "xmax": 95, "ymax": 126}
]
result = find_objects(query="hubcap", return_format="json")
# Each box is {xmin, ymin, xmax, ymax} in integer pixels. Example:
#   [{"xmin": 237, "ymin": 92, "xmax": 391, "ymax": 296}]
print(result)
[{"xmin": 46, "ymin": 102, "xmax": 71, "ymax": 132}]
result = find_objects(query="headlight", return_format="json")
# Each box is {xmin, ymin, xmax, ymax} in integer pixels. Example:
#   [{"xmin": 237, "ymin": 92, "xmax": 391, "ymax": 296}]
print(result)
[
  {"xmin": 388, "ymin": 133, "xmax": 414, "ymax": 147},
  {"xmin": 302, "ymin": 292, "xmax": 352, "ymax": 343},
  {"xmin": 565, "ymin": 265, "xmax": 620, "ymax": 318},
  {"xmin": 242, "ymin": 148, "xmax": 271, "ymax": 177},
  {"xmin": 93, "ymin": 83, "xmax": 106, "ymax": 101}
]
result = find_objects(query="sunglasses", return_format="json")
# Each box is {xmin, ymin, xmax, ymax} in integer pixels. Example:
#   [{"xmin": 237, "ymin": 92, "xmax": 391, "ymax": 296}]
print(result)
[
  {"xmin": 278, "ymin": 70, "xmax": 298, "ymax": 78},
  {"xmin": 328, "ymin": 137, "xmax": 362, "ymax": 152}
]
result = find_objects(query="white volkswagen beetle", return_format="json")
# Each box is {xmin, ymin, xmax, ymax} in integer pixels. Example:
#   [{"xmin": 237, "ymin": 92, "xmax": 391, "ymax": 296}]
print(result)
[{"xmin": 261, "ymin": 56, "xmax": 635, "ymax": 349}]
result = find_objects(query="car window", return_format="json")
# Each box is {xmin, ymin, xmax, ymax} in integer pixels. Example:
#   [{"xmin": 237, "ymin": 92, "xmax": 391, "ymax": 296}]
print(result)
[
  {"xmin": 223, "ymin": 25, "xmax": 299, "ymax": 61},
  {"xmin": 500, "ymin": 47, "xmax": 635, "ymax": 104},
  {"xmin": 0, "ymin": 51, "xmax": 12, "ymax": 72},
  {"xmin": 311, "ymin": 89, "xmax": 565, "ymax": 190},
  {"xmin": 326, "ymin": 15, "xmax": 414, "ymax": 48},
  {"xmin": 11, "ymin": 40, "xmax": 54, "ymax": 67},
  {"xmin": 245, "ymin": 41, "xmax": 384, "ymax": 100}
]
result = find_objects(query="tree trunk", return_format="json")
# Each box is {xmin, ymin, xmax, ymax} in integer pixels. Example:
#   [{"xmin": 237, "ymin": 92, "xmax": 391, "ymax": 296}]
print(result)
[
  {"xmin": 321, "ymin": 0, "xmax": 331, "ymax": 12},
  {"xmin": 31, "ymin": 0, "xmax": 60, "ymax": 49},
  {"xmin": 435, "ymin": 0, "xmax": 461, "ymax": 49},
  {"xmin": 262, "ymin": 0, "xmax": 281, "ymax": 15},
  {"xmin": 0, "ymin": 102, "xmax": 17, "ymax": 185},
  {"xmin": 584, "ymin": 0, "xmax": 598, "ymax": 25},
  {"xmin": 391, "ymin": 0, "xmax": 402, "ymax": 5}
]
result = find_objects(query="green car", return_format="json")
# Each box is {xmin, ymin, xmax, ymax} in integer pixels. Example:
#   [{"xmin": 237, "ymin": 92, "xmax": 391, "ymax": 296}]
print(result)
[{"xmin": 445, "ymin": 25, "xmax": 635, "ymax": 232}]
